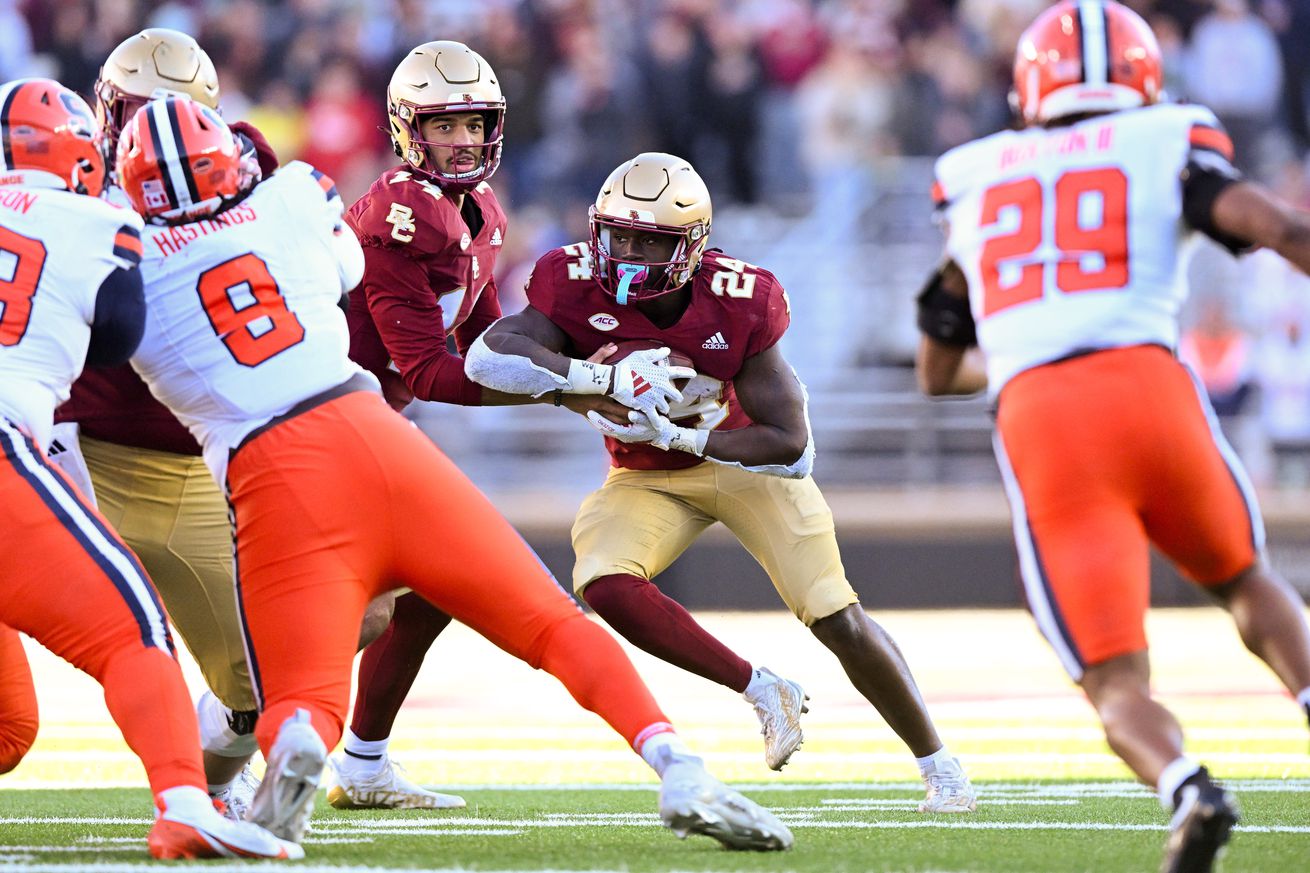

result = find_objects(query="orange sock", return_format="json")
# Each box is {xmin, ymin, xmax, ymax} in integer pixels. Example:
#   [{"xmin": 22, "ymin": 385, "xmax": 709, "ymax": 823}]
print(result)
[
  {"xmin": 537, "ymin": 613, "xmax": 672, "ymax": 748},
  {"xmin": 101, "ymin": 646, "xmax": 205, "ymax": 794}
]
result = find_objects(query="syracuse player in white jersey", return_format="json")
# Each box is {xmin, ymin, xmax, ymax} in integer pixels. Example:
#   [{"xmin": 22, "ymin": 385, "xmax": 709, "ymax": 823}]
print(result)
[
  {"xmin": 117, "ymin": 95, "xmax": 792, "ymax": 853},
  {"xmin": 0, "ymin": 78, "xmax": 297, "ymax": 861},
  {"xmin": 915, "ymin": 3, "xmax": 1310, "ymax": 871}
]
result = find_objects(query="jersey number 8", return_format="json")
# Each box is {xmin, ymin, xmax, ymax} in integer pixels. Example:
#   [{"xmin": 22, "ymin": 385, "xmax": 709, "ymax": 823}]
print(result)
[
  {"xmin": 197, "ymin": 253, "xmax": 305, "ymax": 367},
  {"xmin": 0, "ymin": 226, "xmax": 47, "ymax": 347}
]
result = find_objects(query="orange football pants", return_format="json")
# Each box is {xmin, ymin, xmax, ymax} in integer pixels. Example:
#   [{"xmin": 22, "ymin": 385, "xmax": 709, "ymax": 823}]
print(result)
[
  {"xmin": 995, "ymin": 345, "xmax": 1260, "ymax": 678},
  {"xmin": 0, "ymin": 418, "xmax": 205, "ymax": 793},
  {"xmin": 226, "ymin": 389, "xmax": 670, "ymax": 756}
]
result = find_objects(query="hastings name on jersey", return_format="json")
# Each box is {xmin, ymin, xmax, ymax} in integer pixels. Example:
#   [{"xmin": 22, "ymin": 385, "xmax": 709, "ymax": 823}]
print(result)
[
  {"xmin": 0, "ymin": 180, "xmax": 143, "ymax": 450},
  {"xmin": 130, "ymin": 162, "xmax": 369, "ymax": 482},
  {"xmin": 934, "ymin": 103, "xmax": 1231, "ymax": 395}
]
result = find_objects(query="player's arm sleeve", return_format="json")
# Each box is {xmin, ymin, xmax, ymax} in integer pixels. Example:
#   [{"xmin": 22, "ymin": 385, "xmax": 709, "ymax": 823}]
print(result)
[
  {"xmin": 451, "ymin": 275, "xmax": 502, "ymax": 356},
  {"xmin": 229, "ymin": 120, "xmax": 280, "ymax": 177},
  {"xmin": 360, "ymin": 243, "xmax": 483, "ymax": 405},
  {"xmin": 915, "ymin": 260, "xmax": 976, "ymax": 347},
  {"xmin": 1180, "ymin": 118, "xmax": 1253, "ymax": 254},
  {"xmin": 86, "ymin": 266, "xmax": 145, "ymax": 367}
]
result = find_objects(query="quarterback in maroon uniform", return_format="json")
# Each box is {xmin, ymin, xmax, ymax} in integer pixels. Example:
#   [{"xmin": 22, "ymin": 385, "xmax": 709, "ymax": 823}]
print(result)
[
  {"xmin": 467, "ymin": 152, "xmax": 977, "ymax": 812},
  {"xmin": 333, "ymin": 40, "xmax": 636, "ymax": 809}
]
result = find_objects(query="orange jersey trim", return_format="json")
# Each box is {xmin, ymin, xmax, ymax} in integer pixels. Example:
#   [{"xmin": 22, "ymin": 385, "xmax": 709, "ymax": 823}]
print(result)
[{"xmin": 1188, "ymin": 125, "xmax": 1235, "ymax": 161}]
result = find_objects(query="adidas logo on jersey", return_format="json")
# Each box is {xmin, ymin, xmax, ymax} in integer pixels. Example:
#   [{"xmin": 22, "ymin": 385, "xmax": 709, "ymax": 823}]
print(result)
[
  {"xmin": 490, "ymin": 227, "xmax": 503, "ymax": 246},
  {"xmin": 702, "ymin": 331, "xmax": 729, "ymax": 350}
]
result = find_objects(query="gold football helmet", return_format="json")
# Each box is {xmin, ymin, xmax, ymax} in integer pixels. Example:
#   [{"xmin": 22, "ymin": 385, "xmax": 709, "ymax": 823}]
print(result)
[
  {"xmin": 95, "ymin": 28, "xmax": 220, "ymax": 140},
  {"xmin": 589, "ymin": 152, "xmax": 712, "ymax": 303},
  {"xmin": 387, "ymin": 40, "xmax": 505, "ymax": 190}
]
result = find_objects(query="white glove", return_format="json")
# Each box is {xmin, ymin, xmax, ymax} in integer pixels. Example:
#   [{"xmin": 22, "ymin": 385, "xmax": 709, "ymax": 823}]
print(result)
[
  {"xmin": 607, "ymin": 347, "xmax": 696, "ymax": 421},
  {"xmin": 586, "ymin": 410, "xmax": 708, "ymax": 455}
]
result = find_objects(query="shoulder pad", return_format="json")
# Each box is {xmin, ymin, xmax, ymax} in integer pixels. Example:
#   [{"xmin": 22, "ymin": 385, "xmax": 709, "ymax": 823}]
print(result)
[{"xmin": 347, "ymin": 168, "xmax": 456, "ymax": 256}]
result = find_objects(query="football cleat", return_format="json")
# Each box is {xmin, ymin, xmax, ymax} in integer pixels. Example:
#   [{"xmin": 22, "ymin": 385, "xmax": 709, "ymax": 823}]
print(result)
[
  {"xmin": 658, "ymin": 758, "xmax": 793, "ymax": 851},
  {"xmin": 742, "ymin": 668, "xmax": 809, "ymax": 771},
  {"xmin": 326, "ymin": 754, "xmax": 466, "ymax": 810},
  {"xmin": 1160, "ymin": 770, "xmax": 1240, "ymax": 873},
  {"xmin": 246, "ymin": 709, "xmax": 325, "ymax": 843},
  {"xmin": 149, "ymin": 793, "xmax": 302, "ymax": 860},
  {"xmin": 919, "ymin": 756, "xmax": 978, "ymax": 813},
  {"xmin": 211, "ymin": 763, "xmax": 260, "ymax": 822}
]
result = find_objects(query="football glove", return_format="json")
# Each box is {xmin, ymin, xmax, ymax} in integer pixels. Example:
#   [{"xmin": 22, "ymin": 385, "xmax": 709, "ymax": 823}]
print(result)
[
  {"xmin": 607, "ymin": 347, "xmax": 696, "ymax": 421},
  {"xmin": 586, "ymin": 410, "xmax": 707, "ymax": 455}
]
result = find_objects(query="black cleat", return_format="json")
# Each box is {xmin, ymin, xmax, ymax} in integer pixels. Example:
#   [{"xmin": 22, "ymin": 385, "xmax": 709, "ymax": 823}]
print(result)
[{"xmin": 1160, "ymin": 768, "xmax": 1240, "ymax": 873}]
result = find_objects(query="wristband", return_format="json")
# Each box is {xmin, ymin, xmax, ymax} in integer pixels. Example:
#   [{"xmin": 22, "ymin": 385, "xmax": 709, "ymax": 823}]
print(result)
[{"xmin": 566, "ymin": 358, "xmax": 612, "ymax": 395}]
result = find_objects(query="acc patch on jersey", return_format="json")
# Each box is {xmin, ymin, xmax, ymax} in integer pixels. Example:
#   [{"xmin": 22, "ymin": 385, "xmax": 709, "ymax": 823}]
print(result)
[{"xmin": 588, "ymin": 313, "xmax": 619, "ymax": 332}]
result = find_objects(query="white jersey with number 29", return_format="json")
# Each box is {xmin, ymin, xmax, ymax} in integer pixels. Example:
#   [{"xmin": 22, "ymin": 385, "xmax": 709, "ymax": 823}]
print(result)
[
  {"xmin": 130, "ymin": 161, "xmax": 371, "ymax": 482},
  {"xmin": 934, "ymin": 103, "xmax": 1237, "ymax": 396}
]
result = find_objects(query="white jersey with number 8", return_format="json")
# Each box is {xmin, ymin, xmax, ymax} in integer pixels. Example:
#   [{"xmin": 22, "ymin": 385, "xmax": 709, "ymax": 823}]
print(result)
[
  {"xmin": 130, "ymin": 161, "xmax": 371, "ymax": 482},
  {"xmin": 934, "ymin": 103, "xmax": 1236, "ymax": 396}
]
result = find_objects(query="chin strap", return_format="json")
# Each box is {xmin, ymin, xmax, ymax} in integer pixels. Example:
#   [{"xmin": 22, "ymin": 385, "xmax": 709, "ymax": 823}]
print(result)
[{"xmin": 614, "ymin": 263, "xmax": 648, "ymax": 305}]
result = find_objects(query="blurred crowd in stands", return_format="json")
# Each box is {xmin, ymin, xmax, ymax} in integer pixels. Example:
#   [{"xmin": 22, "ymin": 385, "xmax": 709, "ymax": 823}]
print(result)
[{"xmin": 3, "ymin": 0, "xmax": 1309, "ymax": 484}]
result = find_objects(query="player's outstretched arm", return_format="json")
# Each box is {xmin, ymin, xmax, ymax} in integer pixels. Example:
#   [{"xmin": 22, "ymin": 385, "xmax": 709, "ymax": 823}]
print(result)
[
  {"xmin": 1209, "ymin": 181, "xmax": 1310, "ymax": 276},
  {"xmin": 914, "ymin": 260, "xmax": 987, "ymax": 397},
  {"xmin": 467, "ymin": 309, "xmax": 627, "ymax": 417}
]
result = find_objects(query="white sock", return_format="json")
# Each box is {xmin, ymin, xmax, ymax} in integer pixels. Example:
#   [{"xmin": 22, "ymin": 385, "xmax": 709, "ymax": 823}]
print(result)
[
  {"xmin": 1157, "ymin": 756, "xmax": 1201, "ymax": 811},
  {"xmin": 638, "ymin": 730, "xmax": 697, "ymax": 777},
  {"xmin": 157, "ymin": 785, "xmax": 214, "ymax": 818},
  {"xmin": 195, "ymin": 692, "xmax": 258, "ymax": 758},
  {"xmin": 341, "ymin": 728, "xmax": 389, "ymax": 774},
  {"xmin": 915, "ymin": 746, "xmax": 957, "ymax": 778},
  {"xmin": 743, "ymin": 667, "xmax": 776, "ymax": 698},
  {"xmin": 206, "ymin": 777, "xmax": 235, "ymax": 795}
]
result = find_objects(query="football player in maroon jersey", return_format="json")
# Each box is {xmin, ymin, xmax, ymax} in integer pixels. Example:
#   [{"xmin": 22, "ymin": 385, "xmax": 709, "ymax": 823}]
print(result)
[
  {"xmin": 466, "ymin": 152, "xmax": 977, "ymax": 812},
  {"xmin": 333, "ymin": 41, "xmax": 658, "ymax": 809}
]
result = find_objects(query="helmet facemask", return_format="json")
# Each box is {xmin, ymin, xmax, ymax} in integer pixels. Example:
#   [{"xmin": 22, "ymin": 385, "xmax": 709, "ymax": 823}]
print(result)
[
  {"xmin": 589, "ymin": 208, "xmax": 708, "ymax": 305},
  {"xmin": 390, "ymin": 102, "xmax": 504, "ymax": 191}
]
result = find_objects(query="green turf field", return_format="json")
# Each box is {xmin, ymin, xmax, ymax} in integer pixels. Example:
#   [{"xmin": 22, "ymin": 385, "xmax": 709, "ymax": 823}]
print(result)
[{"xmin": 3, "ymin": 610, "xmax": 1308, "ymax": 870}]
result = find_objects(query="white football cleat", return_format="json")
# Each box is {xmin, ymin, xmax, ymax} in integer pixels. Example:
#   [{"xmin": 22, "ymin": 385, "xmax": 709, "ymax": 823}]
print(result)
[
  {"xmin": 326, "ymin": 753, "xmax": 466, "ymax": 810},
  {"xmin": 658, "ymin": 758, "xmax": 793, "ymax": 851},
  {"xmin": 742, "ymin": 667, "xmax": 809, "ymax": 770},
  {"xmin": 246, "ymin": 709, "xmax": 325, "ymax": 843},
  {"xmin": 149, "ymin": 792, "xmax": 302, "ymax": 860},
  {"xmin": 212, "ymin": 763, "xmax": 260, "ymax": 822},
  {"xmin": 918, "ymin": 755, "xmax": 977, "ymax": 813}
]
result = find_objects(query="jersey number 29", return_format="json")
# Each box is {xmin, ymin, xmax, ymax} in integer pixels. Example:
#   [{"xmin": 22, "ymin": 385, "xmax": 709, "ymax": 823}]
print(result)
[{"xmin": 979, "ymin": 167, "xmax": 1129, "ymax": 317}]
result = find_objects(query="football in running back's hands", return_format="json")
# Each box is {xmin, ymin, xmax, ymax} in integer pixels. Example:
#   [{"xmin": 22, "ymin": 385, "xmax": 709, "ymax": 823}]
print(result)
[{"xmin": 603, "ymin": 339, "xmax": 696, "ymax": 392}]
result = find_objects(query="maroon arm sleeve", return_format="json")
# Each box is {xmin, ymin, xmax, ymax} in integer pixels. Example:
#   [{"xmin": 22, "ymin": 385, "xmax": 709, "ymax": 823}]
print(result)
[
  {"xmin": 360, "ymin": 244, "xmax": 484, "ymax": 405},
  {"xmin": 451, "ymin": 276, "xmax": 503, "ymax": 356},
  {"xmin": 228, "ymin": 120, "xmax": 279, "ymax": 177}
]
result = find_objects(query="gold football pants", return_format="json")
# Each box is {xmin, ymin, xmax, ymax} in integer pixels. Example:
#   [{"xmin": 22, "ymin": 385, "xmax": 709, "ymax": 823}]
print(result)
[
  {"xmin": 81, "ymin": 436, "xmax": 255, "ymax": 711},
  {"xmin": 572, "ymin": 462, "xmax": 858, "ymax": 626}
]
